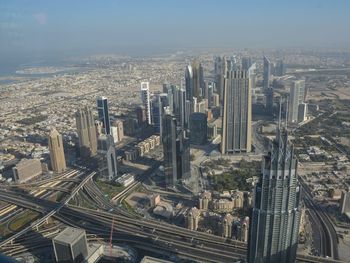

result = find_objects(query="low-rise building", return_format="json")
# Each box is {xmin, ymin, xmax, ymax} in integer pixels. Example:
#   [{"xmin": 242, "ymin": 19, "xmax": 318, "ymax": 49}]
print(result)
[{"xmin": 115, "ymin": 173, "xmax": 134, "ymax": 187}]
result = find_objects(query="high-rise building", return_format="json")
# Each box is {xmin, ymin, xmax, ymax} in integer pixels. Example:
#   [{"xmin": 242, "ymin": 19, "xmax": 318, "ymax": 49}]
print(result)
[
  {"xmin": 185, "ymin": 61, "xmax": 204, "ymax": 102},
  {"xmin": 75, "ymin": 107, "xmax": 98, "ymax": 157},
  {"xmin": 275, "ymin": 59, "xmax": 286, "ymax": 76},
  {"xmin": 288, "ymin": 80, "xmax": 306, "ymax": 123},
  {"xmin": 265, "ymin": 87, "xmax": 274, "ymax": 113},
  {"xmin": 52, "ymin": 227, "xmax": 88, "ymax": 263},
  {"xmin": 12, "ymin": 158, "xmax": 42, "ymax": 183},
  {"xmin": 263, "ymin": 56, "xmax": 271, "ymax": 90},
  {"xmin": 242, "ymin": 57, "xmax": 252, "ymax": 71},
  {"xmin": 221, "ymin": 70, "xmax": 252, "ymax": 154},
  {"xmin": 214, "ymin": 56, "xmax": 225, "ymax": 104},
  {"xmin": 248, "ymin": 128, "xmax": 301, "ymax": 263},
  {"xmin": 152, "ymin": 93, "xmax": 169, "ymax": 138},
  {"xmin": 48, "ymin": 128, "xmax": 66, "ymax": 173},
  {"xmin": 163, "ymin": 114, "xmax": 177, "ymax": 187},
  {"xmin": 96, "ymin": 96, "xmax": 111, "ymax": 135},
  {"xmin": 162, "ymin": 113, "xmax": 190, "ymax": 188},
  {"xmin": 97, "ymin": 134, "xmax": 117, "ymax": 181},
  {"xmin": 297, "ymin": 103, "xmax": 308, "ymax": 123},
  {"xmin": 136, "ymin": 105, "xmax": 147, "ymax": 126},
  {"xmin": 111, "ymin": 120, "xmax": 124, "ymax": 143},
  {"xmin": 141, "ymin": 82, "xmax": 152, "ymax": 125},
  {"xmin": 189, "ymin": 113, "xmax": 207, "ymax": 145}
]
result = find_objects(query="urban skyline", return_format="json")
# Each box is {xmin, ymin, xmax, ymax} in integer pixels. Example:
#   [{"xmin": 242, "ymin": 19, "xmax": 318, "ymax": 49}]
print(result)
[{"xmin": 1, "ymin": 2, "xmax": 350, "ymax": 263}]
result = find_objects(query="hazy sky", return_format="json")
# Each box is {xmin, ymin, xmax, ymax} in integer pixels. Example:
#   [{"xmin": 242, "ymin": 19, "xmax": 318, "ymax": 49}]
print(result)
[{"xmin": 1, "ymin": 0, "xmax": 350, "ymax": 63}]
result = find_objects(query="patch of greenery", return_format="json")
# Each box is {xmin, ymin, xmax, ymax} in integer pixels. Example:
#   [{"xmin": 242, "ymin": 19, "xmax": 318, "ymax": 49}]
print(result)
[
  {"xmin": 8, "ymin": 210, "xmax": 40, "ymax": 232},
  {"xmin": 211, "ymin": 160, "xmax": 260, "ymax": 192},
  {"xmin": 95, "ymin": 180, "xmax": 125, "ymax": 199}
]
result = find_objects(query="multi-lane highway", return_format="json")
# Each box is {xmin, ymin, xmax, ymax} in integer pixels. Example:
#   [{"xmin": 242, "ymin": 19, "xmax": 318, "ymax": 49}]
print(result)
[{"xmin": 0, "ymin": 186, "xmax": 346, "ymax": 263}]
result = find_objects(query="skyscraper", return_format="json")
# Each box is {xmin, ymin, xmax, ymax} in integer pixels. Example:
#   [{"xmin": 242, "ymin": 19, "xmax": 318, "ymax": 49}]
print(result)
[
  {"xmin": 288, "ymin": 80, "xmax": 306, "ymax": 124},
  {"xmin": 248, "ymin": 127, "xmax": 301, "ymax": 263},
  {"xmin": 214, "ymin": 56, "xmax": 225, "ymax": 104},
  {"xmin": 265, "ymin": 87, "xmax": 274, "ymax": 113},
  {"xmin": 163, "ymin": 113, "xmax": 178, "ymax": 187},
  {"xmin": 185, "ymin": 60, "xmax": 204, "ymax": 102},
  {"xmin": 189, "ymin": 113, "xmax": 207, "ymax": 145},
  {"xmin": 221, "ymin": 70, "xmax": 252, "ymax": 154},
  {"xmin": 242, "ymin": 57, "xmax": 252, "ymax": 71},
  {"xmin": 75, "ymin": 107, "xmax": 98, "ymax": 157},
  {"xmin": 97, "ymin": 134, "xmax": 117, "ymax": 181},
  {"xmin": 162, "ymin": 112, "xmax": 190, "ymax": 188},
  {"xmin": 275, "ymin": 59, "xmax": 286, "ymax": 76},
  {"xmin": 141, "ymin": 81, "xmax": 152, "ymax": 125},
  {"xmin": 48, "ymin": 128, "xmax": 66, "ymax": 173},
  {"xmin": 263, "ymin": 56, "xmax": 271, "ymax": 90},
  {"xmin": 96, "ymin": 96, "xmax": 111, "ymax": 135},
  {"xmin": 152, "ymin": 93, "xmax": 169, "ymax": 139}
]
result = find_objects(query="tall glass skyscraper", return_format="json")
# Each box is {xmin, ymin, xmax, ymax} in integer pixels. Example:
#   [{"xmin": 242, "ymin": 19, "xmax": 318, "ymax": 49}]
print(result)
[
  {"xmin": 162, "ymin": 112, "xmax": 190, "ymax": 188},
  {"xmin": 221, "ymin": 69, "xmax": 252, "ymax": 154},
  {"xmin": 96, "ymin": 96, "xmax": 111, "ymax": 135},
  {"xmin": 248, "ymin": 127, "xmax": 301, "ymax": 263},
  {"xmin": 141, "ymin": 82, "xmax": 152, "ymax": 125},
  {"xmin": 263, "ymin": 56, "xmax": 271, "ymax": 90}
]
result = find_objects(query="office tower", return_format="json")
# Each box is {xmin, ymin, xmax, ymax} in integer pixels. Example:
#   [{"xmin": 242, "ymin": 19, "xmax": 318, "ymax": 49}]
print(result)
[
  {"xmin": 162, "ymin": 113, "xmax": 190, "ymax": 188},
  {"xmin": 116, "ymin": 120, "xmax": 124, "ymax": 141},
  {"xmin": 190, "ymin": 113, "xmax": 207, "ymax": 145},
  {"xmin": 207, "ymin": 82, "xmax": 214, "ymax": 108},
  {"xmin": 185, "ymin": 65, "xmax": 194, "ymax": 102},
  {"xmin": 263, "ymin": 56, "xmax": 271, "ymax": 90},
  {"xmin": 163, "ymin": 114, "xmax": 178, "ymax": 187},
  {"xmin": 111, "ymin": 120, "xmax": 124, "ymax": 143},
  {"xmin": 96, "ymin": 96, "xmax": 111, "ymax": 135},
  {"xmin": 97, "ymin": 134, "xmax": 117, "ymax": 181},
  {"xmin": 275, "ymin": 60, "xmax": 286, "ymax": 76},
  {"xmin": 75, "ymin": 107, "xmax": 98, "ymax": 157},
  {"xmin": 222, "ymin": 213, "xmax": 234, "ymax": 238},
  {"xmin": 214, "ymin": 56, "xmax": 225, "ymax": 104},
  {"xmin": 48, "ymin": 128, "xmax": 66, "ymax": 173},
  {"xmin": 248, "ymin": 127, "xmax": 301, "ymax": 263},
  {"xmin": 265, "ymin": 87, "xmax": 274, "ymax": 113},
  {"xmin": 136, "ymin": 106, "xmax": 147, "ymax": 126},
  {"xmin": 152, "ymin": 93, "xmax": 169, "ymax": 138},
  {"xmin": 12, "ymin": 158, "xmax": 42, "ymax": 183},
  {"xmin": 141, "ymin": 81, "xmax": 152, "ymax": 125},
  {"xmin": 177, "ymin": 129, "xmax": 191, "ymax": 181},
  {"xmin": 177, "ymin": 87, "xmax": 187, "ymax": 130},
  {"xmin": 185, "ymin": 61, "xmax": 204, "ymax": 102},
  {"xmin": 288, "ymin": 80, "xmax": 305, "ymax": 123},
  {"xmin": 52, "ymin": 227, "xmax": 88, "ymax": 263},
  {"xmin": 221, "ymin": 70, "xmax": 252, "ymax": 154},
  {"xmin": 242, "ymin": 57, "xmax": 252, "ymax": 71},
  {"xmin": 297, "ymin": 103, "xmax": 308, "ymax": 123}
]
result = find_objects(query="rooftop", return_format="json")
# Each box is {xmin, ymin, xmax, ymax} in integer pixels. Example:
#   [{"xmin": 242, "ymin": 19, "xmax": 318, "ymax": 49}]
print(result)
[{"xmin": 53, "ymin": 227, "xmax": 85, "ymax": 245}]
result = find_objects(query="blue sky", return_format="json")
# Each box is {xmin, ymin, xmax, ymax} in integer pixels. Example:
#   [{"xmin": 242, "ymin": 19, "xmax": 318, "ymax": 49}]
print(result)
[{"xmin": 1, "ymin": 0, "xmax": 350, "ymax": 62}]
